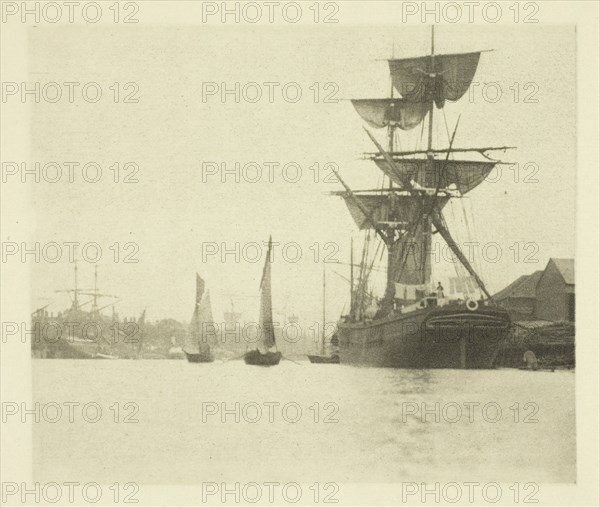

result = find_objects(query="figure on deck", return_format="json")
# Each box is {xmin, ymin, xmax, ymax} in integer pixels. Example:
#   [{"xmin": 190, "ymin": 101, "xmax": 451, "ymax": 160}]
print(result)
[{"xmin": 436, "ymin": 282, "xmax": 445, "ymax": 299}]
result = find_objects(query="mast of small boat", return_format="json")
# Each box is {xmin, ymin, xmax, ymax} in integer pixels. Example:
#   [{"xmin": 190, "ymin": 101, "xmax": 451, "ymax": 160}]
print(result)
[
  {"xmin": 321, "ymin": 263, "xmax": 326, "ymax": 355},
  {"xmin": 198, "ymin": 275, "xmax": 203, "ymax": 346},
  {"xmin": 349, "ymin": 237, "xmax": 354, "ymax": 318},
  {"xmin": 195, "ymin": 287, "xmax": 200, "ymax": 348},
  {"xmin": 91, "ymin": 264, "xmax": 98, "ymax": 311},
  {"xmin": 72, "ymin": 259, "xmax": 79, "ymax": 309}
]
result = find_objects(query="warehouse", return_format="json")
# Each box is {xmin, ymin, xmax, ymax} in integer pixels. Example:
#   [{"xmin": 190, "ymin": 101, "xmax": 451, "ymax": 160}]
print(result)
[
  {"xmin": 495, "ymin": 258, "xmax": 575, "ymax": 322},
  {"xmin": 535, "ymin": 258, "xmax": 575, "ymax": 322}
]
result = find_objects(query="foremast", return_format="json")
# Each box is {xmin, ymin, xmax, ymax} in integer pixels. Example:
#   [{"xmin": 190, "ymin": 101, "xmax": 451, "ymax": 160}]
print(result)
[{"xmin": 337, "ymin": 26, "xmax": 509, "ymax": 320}]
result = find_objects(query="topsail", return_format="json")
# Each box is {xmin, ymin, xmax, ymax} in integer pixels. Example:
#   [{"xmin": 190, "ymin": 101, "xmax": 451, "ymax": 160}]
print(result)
[
  {"xmin": 373, "ymin": 158, "xmax": 496, "ymax": 194},
  {"xmin": 388, "ymin": 51, "xmax": 481, "ymax": 107}
]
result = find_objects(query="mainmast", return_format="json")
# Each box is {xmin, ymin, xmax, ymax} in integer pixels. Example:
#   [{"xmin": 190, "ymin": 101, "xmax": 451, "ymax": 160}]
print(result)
[{"xmin": 427, "ymin": 25, "xmax": 435, "ymax": 155}]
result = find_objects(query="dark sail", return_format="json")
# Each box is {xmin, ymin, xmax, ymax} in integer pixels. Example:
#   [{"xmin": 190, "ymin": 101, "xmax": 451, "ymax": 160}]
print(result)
[
  {"xmin": 374, "ymin": 159, "xmax": 496, "ymax": 194},
  {"xmin": 388, "ymin": 52, "xmax": 481, "ymax": 108},
  {"xmin": 184, "ymin": 275, "xmax": 213, "ymax": 355},
  {"xmin": 351, "ymin": 98, "xmax": 429, "ymax": 130},
  {"xmin": 393, "ymin": 208, "xmax": 433, "ymax": 286},
  {"xmin": 259, "ymin": 237, "xmax": 276, "ymax": 350}
]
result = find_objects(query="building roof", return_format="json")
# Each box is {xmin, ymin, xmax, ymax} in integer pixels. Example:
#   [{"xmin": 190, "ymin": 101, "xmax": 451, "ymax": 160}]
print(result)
[
  {"xmin": 494, "ymin": 271, "xmax": 543, "ymax": 301},
  {"xmin": 550, "ymin": 258, "xmax": 575, "ymax": 285}
]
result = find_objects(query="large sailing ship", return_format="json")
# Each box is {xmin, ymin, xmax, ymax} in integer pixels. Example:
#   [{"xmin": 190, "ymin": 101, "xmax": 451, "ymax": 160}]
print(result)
[
  {"xmin": 31, "ymin": 262, "xmax": 145, "ymax": 359},
  {"xmin": 183, "ymin": 274, "xmax": 214, "ymax": 363},
  {"xmin": 333, "ymin": 27, "xmax": 511, "ymax": 368}
]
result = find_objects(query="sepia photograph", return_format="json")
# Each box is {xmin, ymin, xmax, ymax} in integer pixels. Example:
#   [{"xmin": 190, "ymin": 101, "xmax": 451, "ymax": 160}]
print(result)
[{"xmin": 1, "ymin": 1, "xmax": 598, "ymax": 507}]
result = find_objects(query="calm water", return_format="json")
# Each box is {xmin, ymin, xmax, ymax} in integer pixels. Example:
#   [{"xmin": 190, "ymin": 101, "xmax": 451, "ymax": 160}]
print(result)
[{"xmin": 33, "ymin": 360, "xmax": 575, "ymax": 484}]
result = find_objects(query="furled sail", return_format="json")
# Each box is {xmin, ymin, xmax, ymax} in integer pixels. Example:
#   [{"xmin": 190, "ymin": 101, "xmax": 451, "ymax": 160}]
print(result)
[
  {"xmin": 259, "ymin": 238, "xmax": 276, "ymax": 350},
  {"xmin": 388, "ymin": 52, "xmax": 481, "ymax": 108},
  {"xmin": 351, "ymin": 98, "xmax": 429, "ymax": 130},
  {"xmin": 374, "ymin": 159, "xmax": 495, "ymax": 194}
]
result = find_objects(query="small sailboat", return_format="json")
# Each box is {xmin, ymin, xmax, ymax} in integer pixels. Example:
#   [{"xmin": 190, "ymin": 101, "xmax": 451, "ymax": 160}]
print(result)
[
  {"xmin": 183, "ymin": 274, "xmax": 214, "ymax": 363},
  {"xmin": 168, "ymin": 336, "xmax": 185, "ymax": 359},
  {"xmin": 244, "ymin": 237, "xmax": 282, "ymax": 366},
  {"xmin": 308, "ymin": 264, "xmax": 340, "ymax": 364}
]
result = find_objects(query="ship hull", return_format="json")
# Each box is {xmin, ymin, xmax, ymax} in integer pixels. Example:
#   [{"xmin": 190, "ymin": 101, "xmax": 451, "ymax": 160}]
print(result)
[
  {"xmin": 184, "ymin": 350, "xmax": 214, "ymax": 363},
  {"xmin": 338, "ymin": 304, "xmax": 510, "ymax": 369},
  {"xmin": 244, "ymin": 350, "xmax": 282, "ymax": 366},
  {"xmin": 34, "ymin": 335, "xmax": 99, "ymax": 359},
  {"xmin": 307, "ymin": 354, "xmax": 340, "ymax": 364}
]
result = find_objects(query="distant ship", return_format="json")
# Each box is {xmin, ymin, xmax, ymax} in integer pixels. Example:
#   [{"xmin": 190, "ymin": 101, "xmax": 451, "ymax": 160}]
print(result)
[
  {"xmin": 183, "ymin": 274, "xmax": 214, "ymax": 363},
  {"xmin": 308, "ymin": 265, "xmax": 339, "ymax": 364},
  {"xmin": 244, "ymin": 237, "xmax": 282, "ymax": 366},
  {"xmin": 31, "ymin": 262, "xmax": 145, "ymax": 359},
  {"xmin": 223, "ymin": 299, "xmax": 242, "ymax": 328},
  {"xmin": 331, "ymin": 27, "xmax": 511, "ymax": 368}
]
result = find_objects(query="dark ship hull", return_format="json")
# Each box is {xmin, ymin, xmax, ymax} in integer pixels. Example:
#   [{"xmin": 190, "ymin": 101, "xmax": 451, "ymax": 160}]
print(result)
[
  {"xmin": 244, "ymin": 349, "xmax": 282, "ymax": 366},
  {"xmin": 184, "ymin": 350, "xmax": 214, "ymax": 363},
  {"xmin": 338, "ymin": 303, "xmax": 510, "ymax": 368},
  {"xmin": 31, "ymin": 311, "xmax": 144, "ymax": 359},
  {"xmin": 35, "ymin": 335, "xmax": 99, "ymax": 359},
  {"xmin": 308, "ymin": 354, "xmax": 340, "ymax": 364}
]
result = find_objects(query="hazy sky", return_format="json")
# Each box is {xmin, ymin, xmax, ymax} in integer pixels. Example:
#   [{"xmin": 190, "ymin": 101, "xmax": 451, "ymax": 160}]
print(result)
[{"xmin": 27, "ymin": 24, "xmax": 576, "ymax": 323}]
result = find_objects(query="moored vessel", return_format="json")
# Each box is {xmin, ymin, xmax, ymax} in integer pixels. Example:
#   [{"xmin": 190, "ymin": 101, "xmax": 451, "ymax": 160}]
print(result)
[
  {"xmin": 31, "ymin": 262, "xmax": 145, "ymax": 359},
  {"xmin": 332, "ymin": 27, "xmax": 511, "ymax": 368}
]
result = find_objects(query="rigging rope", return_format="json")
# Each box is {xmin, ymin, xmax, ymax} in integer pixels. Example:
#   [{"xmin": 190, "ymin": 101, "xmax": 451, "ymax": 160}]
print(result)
[
  {"xmin": 415, "ymin": 113, "xmax": 425, "ymax": 154},
  {"xmin": 442, "ymin": 108, "xmax": 452, "ymax": 146}
]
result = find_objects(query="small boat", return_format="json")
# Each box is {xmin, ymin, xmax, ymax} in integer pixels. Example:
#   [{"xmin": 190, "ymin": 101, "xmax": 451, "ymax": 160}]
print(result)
[
  {"xmin": 244, "ymin": 349, "xmax": 282, "ymax": 366},
  {"xmin": 308, "ymin": 264, "xmax": 340, "ymax": 364},
  {"xmin": 245, "ymin": 236, "xmax": 281, "ymax": 366},
  {"xmin": 183, "ymin": 274, "xmax": 214, "ymax": 363},
  {"xmin": 168, "ymin": 345, "xmax": 186, "ymax": 360},
  {"xmin": 308, "ymin": 353, "xmax": 339, "ymax": 364}
]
